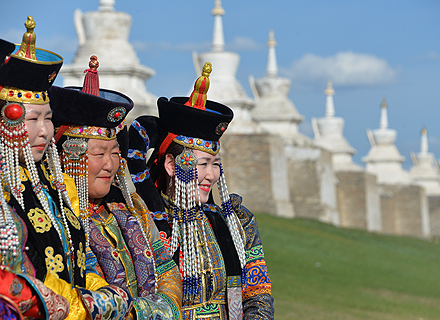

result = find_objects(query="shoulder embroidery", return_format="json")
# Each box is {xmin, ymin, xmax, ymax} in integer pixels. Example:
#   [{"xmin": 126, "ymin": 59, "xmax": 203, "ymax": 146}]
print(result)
[
  {"xmin": 27, "ymin": 208, "xmax": 52, "ymax": 233},
  {"xmin": 45, "ymin": 247, "xmax": 64, "ymax": 278},
  {"xmin": 65, "ymin": 207, "xmax": 81, "ymax": 230}
]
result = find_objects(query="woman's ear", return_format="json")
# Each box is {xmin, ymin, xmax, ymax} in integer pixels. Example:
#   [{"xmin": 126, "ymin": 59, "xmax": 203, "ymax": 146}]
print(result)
[{"xmin": 164, "ymin": 153, "xmax": 175, "ymax": 177}]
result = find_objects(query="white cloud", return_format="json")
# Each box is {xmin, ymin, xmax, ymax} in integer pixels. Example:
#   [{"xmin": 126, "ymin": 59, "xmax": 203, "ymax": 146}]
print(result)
[
  {"xmin": 132, "ymin": 36, "xmax": 259, "ymax": 53},
  {"xmin": 132, "ymin": 40, "xmax": 209, "ymax": 53},
  {"xmin": 176, "ymin": 41, "xmax": 210, "ymax": 52},
  {"xmin": 226, "ymin": 36, "xmax": 261, "ymax": 51},
  {"xmin": 0, "ymin": 28, "xmax": 77, "ymax": 56},
  {"xmin": 281, "ymin": 51, "xmax": 400, "ymax": 88},
  {"xmin": 0, "ymin": 28, "xmax": 23, "ymax": 42},
  {"xmin": 417, "ymin": 51, "xmax": 440, "ymax": 61},
  {"xmin": 38, "ymin": 35, "xmax": 78, "ymax": 54}
]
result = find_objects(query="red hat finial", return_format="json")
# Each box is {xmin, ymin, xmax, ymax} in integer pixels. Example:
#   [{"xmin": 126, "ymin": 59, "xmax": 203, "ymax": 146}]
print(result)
[{"xmin": 82, "ymin": 55, "xmax": 100, "ymax": 97}]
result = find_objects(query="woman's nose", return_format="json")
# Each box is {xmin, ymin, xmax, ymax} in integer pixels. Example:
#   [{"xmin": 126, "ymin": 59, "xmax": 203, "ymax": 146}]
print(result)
[
  {"xmin": 103, "ymin": 155, "xmax": 114, "ymax": 171},
  {"xmin": 39, "ymin": 123, "xmax": 50, "ymax": 139},
  {"xmin": 205, "ymin": 164, "xmax": 214, "ymax": 180}
]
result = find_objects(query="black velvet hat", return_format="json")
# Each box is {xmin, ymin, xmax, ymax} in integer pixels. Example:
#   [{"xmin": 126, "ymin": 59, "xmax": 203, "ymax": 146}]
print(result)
[
  {"xmin": 154, "ymin": 62, "xmax": 234, "ymax": 157},
  {"xmin": 49, "ymin": 55, "xmax": 133, "ymax": 141},
  {"xmin": 158, "ymin": 96, "xmax": 233, "ymax": 143},
  {"xmin": 49, "ymin": 86, "xmax": 133, "ymax": 131},
  {"xmin": 0, "ymin": 16, "xmax": 63, "ymax": 104}
]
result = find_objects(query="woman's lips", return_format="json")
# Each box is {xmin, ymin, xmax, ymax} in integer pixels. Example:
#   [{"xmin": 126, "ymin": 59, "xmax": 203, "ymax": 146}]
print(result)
[
  {"xmin": 199, "ymin": 184, "xmax": 211, "ymax": 192},
  {"xmin": 33, "ymin": 143, "xmax": 46, "ymax": 151},
  {"xmin": 98, "ymin": 177, "xmax": 111, "ymax": 181}
]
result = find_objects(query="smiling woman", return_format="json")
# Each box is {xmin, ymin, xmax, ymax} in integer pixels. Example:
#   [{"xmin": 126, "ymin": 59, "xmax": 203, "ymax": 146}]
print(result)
[
  {"xmin": 0, "ymin": 16, "xmax": 138, "ymax": 320},
  {"xmin": 128, "ymin": 62, "xmax": 275, "ymax": 319},
  {"xmin": 49, "ymin": 56, "xmax": 183, "ymax": 319},
  {"xmin": 87, "ymin": 139, "xmax": 120, "ymax": 200}
]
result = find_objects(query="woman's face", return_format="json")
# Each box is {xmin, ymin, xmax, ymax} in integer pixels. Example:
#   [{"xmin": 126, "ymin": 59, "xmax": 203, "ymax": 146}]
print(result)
[
  {"xmin": 21, "ymin": 103, "xmax": 54, "ymax": 163},
  {"xmin": 87, "ymin": 138, "xmax": 120, "ymax": 200},
  {"xmin": 194, "ymin": 149, "xmax": 221, "ymax": 204}
]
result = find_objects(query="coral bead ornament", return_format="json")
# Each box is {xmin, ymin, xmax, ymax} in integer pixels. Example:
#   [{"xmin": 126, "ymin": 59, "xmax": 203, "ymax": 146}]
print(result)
[{"xmin": 1, "ymin": 102, "xmax": 25, "ymax": 127}]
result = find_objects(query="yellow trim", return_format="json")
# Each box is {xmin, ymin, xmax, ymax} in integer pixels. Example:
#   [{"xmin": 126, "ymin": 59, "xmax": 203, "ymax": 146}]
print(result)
[
  {"xmin": 173, "ymin": 139, "xmax": 220, "ymax": 156},
  {"xmin": 0, "ymin": 86, "xmax": 49, "ymax": 104},
  {"xmin": 12, "ymin": 44, "xmax": 64, "ymax": 66}
]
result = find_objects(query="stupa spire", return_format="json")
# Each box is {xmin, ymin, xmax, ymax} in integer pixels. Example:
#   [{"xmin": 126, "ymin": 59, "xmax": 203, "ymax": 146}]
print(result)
[
  {"xmin": 380, "ymin": 96, "xmax": 388, "ymax": 129},
  {"xmin": 99, "ymin": 0, "xmax": 115, "ymax": 11},
  {"xmin": 266, "ymin": 30, "xmax": 278, "ymax": 77},
  {"xmin": 421, "ymin": 127, "xmax": 428, "ymax": 154},
  {"xmin": 325, "ymin": 80, "xmax": 335, "ymax": 117},
  {"xmin": 211, "ymin": 0, "xmax": 225, "ymax": 52}
]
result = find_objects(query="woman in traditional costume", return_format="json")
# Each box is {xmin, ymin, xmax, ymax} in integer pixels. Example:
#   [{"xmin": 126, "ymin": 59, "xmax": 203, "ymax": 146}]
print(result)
[
  {"xmin": 0, "ymin": 17, "xmax": 132, "ymax": 320},
  {"xmin": 127, "ymin": 62, "xmax": 274, "ymax": 319},
  {"xmin": 49, "ymin": 56, "xmax": 182, "ymax": 319}
]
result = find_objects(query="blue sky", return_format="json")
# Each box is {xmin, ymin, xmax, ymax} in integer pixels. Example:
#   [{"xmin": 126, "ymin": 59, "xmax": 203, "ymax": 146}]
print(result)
[{"xmin": 1, "ymin": 0, "xmax": 440, "ymax": 169}]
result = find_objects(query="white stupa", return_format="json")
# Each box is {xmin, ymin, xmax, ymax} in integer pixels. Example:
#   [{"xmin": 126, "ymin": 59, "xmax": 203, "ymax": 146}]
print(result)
[
  {"xmin": 250, "ymin": 30, "xmax": 308, "ymax": 145},
  {"xmin": 312, "ymin": 81, "xmax": 362, "ymax": 171},
  {"xmin": 409, "ymin": 128, "xmax": 440, "ymax": 195},
  {"xmin": 61, "ymin": 0, "xmax": 157, "ymax": 121},
  {"xmin": 363, "ymin": 97, "xmax": 410, "ymax": 184},
  {"xmin": 192, "ymin": 0, "xmax": 255, "ymax": 133}
]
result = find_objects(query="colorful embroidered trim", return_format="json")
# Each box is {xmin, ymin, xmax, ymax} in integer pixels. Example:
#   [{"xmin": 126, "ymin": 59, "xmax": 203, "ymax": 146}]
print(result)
[
  {"xmin": 61, "ymin": 122, "xmax": 125, "ymax": 140},
  {"xmin": 127, "ymin": 149, "xmax": 147, "ymax": 160},
  {"xmin": 131, "ymin": 120, "xmax": 150, "ymax": 150},
  {"xmin": 173, "ymin": 135, "xmax": 220, "ymax": 155},
  {"xmin": 131, "ymin": 168, "xmax": 150, "ymax": 183},
  {"xmin": 243, "ymin": 259, "xmax": 271, "ymax": 299},
  {"xmin": 0, "ymin": 86, "xmax": 49, "ymax": 104},
  {"xmin": 156, "ymin": 260, "xmax": 177, "ymax": 276},
  {"xmin": 195, "ymin": 303, "xmax": 220, "ymax": 316},
  {"xmin": 156, "ymin": 292, "xmax": 181, "ymax": 320},
  {"xmin": 226, "ymin": 275, "xmax": 241, "ymax": 288},
  {"xmin": 150, "ymin": 211, "xmax": 168, "ymax": 221},
  {"xmin": 246, "ymin": 245, "xmax": 265, "ymax": 263}
]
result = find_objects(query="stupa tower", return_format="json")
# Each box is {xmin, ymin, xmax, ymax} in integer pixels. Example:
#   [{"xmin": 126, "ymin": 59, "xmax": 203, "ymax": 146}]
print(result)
[
  {"xmin": 362, "ymin": 97, "xmax": 410, "ymax": 184},
  {"xmin": 409, "ymin": 128, "xmax": 440, "ymax": 195},
  {"xmin": 312, "ymin": 81, "xmax": 361, "ymax": 171},
  {"xmin": 61, "ymin": 0, "xmax": 157, "ymax": 121},
  {"xmin": 250, "ymin": 30, "xmax": 307, "ymax": 144},
  {"xmin": 193, "ymin": 0, "xmax": 255, "ymax": 133}
]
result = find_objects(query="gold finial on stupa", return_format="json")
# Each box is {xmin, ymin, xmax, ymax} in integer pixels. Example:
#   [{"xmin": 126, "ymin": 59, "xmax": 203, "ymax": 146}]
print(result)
[
  {"xmin": 381, "ymin": 96, "xmax": 387, "ymax": 108},
  {"xmin": 17, "ymin": 16, "xmax": 37, "ymax": 60},
  {"xmin": 325, "ymin": 80, "xmax": 335, "ymax": 96},
  {"xmin": 212, "ymin": 0, "xmax": 225, "ymax": 16},
  {"xmin": 422, "ymin": 127, "xmax": 427, "ymax": 135},
  {"xmin": 267, "ymin": 30, "xmax": 277, "ymax": 48}
]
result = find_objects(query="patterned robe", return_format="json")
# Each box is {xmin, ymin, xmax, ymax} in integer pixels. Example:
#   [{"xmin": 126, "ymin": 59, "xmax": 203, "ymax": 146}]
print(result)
[
  {"xmin": 157, "ymin": 193, "xmax": 274, "ymax": 320},
  {"xmin": 84, "ymin": 185, "xmax": 182, "ymax": 319},
  {"xmin": 0, "ymin": 161, "xmax": 132, "ymax": 320}
]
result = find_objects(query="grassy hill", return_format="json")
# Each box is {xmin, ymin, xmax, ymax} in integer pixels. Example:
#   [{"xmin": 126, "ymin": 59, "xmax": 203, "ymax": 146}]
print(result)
[{"xmin": 255, "ymin": 213, "xmax": 440, "ymax": 320}]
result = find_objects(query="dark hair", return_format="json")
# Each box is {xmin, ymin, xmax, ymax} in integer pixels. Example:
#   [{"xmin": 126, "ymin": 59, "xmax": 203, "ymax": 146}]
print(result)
[{"xmin": 148, "ymin": 140, "xmax": 184, "ymax": 194}]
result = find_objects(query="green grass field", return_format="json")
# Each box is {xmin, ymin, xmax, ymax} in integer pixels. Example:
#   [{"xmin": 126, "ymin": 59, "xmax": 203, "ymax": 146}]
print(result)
[{"xmin": 255, "ymin": 213, "xmax": 440, "ymax": 320}]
